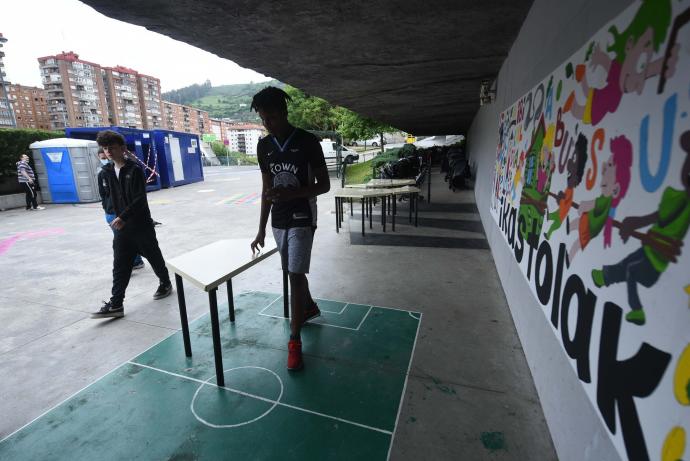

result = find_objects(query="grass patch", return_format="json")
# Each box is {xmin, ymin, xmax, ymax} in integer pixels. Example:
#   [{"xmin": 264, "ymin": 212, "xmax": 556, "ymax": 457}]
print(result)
[{"xmin": 344, "ymin": 160, "xmax": 374, "ymax": 185}]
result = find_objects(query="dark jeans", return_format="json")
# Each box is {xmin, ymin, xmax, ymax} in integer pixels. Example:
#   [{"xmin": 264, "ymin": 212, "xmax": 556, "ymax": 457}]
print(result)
[
  {"xmin": 105, "ymin": 213, "xmax": 143, "ymax": 266},
  {"xmin": 22, "ymin": 182, "xmax": 38, "ymax": 209},
  {"xmin": 111, "ymin": 222, "xmax": 170, "ymax": 307},
  {"xmin": 602, "ymin": 247, "xmax": 661, "ymax": 311}
]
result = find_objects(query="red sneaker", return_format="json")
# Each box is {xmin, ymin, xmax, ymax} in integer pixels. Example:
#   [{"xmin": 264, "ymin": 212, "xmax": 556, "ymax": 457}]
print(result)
[
  {"xmin": 287, "ymin": 339, "xmax": 303, "ymax": 371},
  {"xmin": 303, "ymin": 301, "xmax": 321, "ymax": 325}
]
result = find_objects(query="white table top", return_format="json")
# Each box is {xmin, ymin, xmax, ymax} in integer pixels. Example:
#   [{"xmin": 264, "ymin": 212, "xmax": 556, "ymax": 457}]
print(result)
[
  {"xmin": 366, "ymin": 179, "xmax": 416, "ymax": 188},
  {"xmin": 334, "ymin": 188, "xmax": 393, "ymax": 198},
  {"xmin": 389, "ymin": 185, "xmax": 422, "ymax": 194},
  {"xmin": 166, "ymin": 238, "xmax": 278, "ymax": 292}
]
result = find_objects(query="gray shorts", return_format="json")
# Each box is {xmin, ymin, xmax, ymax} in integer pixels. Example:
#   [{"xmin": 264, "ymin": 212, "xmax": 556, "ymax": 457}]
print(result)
[{"xmin": 272, "ymin": 226, "xmax": 315, "ymax": 274}]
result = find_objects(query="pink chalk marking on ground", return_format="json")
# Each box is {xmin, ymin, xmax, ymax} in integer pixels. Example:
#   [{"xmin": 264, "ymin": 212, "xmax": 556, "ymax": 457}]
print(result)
[{"xmin": 0, "ymin": 228, "xmax": 65, "ymax": 256}]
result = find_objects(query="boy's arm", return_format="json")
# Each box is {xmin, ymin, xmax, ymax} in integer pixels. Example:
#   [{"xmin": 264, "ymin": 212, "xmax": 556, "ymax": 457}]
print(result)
[
  {"xmin": 251, "ymin": 173, "xmax": 273, "ymax": 253},
  {"xmin": 97, "ymin": 171, "xmax": 108, "ymax": 212}
]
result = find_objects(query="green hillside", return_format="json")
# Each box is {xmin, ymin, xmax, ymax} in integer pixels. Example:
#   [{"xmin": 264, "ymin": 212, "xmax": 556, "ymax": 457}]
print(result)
[{"xmin": 162, "ymin": 80, "xmax": 284, "ymax": 122}]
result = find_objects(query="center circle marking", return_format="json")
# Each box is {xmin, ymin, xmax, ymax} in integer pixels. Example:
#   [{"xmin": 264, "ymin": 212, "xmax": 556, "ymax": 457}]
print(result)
[{"xmin": 190, "ymin": 366, "xmax": 283, "ymax": 429}]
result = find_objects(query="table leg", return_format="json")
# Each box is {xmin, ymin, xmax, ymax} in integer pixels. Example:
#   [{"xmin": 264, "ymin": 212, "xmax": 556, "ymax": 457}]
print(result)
[
  {"xmin": 369, "ymin": 198, "xmax": 373, "ymax": 229},
  {"xmin": 175, "ymin": 274, "xmax": 192, "ymax": 357},
  {"xmin": 361, "ymin": 198, "xmax": 365, "ymax": 236},
  {"xmin": 428, "ymin": 163, "xmax": 431, "ymax": 204},
  {"xmin": 382, "ymin": 196, "xmax": 386, "ymax": 232},
  {"xmin": 392, "ymin": 195, "xmax": 396, "ymax": 231},
  {"xmin": 350, "ymin": 198, "xmax": 353, "ymax": 216},
  {"xmin": 226, "ymin": 279, "xmax": 235, "ymax": 322},
  {"xmin": 283, "ymin": 270, "xmax": 289, "ymax": 318},
  {"xmin": 335, "ymin": 197, "xmax": 339, "ymax": 233},
  {"xmin": 415, "ymin": 193, "xmax": 419, "ymax": 227},
  {"xmin": 208, "ymin": 288, "xmax": 225, "ymax": 387},
  {"xmin": 409, "ymin": 193, "xmax": 413, "ymax": 223}
]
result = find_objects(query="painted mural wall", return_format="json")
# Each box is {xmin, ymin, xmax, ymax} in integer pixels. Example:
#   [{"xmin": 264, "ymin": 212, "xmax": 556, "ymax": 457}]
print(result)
[{"xmin": 489, "ymin": 1, "xmax": 690, "ymax": 460}]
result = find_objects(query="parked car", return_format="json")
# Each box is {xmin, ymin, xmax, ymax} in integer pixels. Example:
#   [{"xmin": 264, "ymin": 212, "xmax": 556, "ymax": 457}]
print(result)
[
  {"xmin": 351, "ymin": 136, "xmax": 387, "ymax": 147},
  {"xmin": 320, "ymin": 140, "xmax": 360, "ymax": 166}
]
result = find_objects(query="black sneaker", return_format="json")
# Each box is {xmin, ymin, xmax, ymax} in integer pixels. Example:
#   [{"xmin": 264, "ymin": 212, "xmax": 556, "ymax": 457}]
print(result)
[
  {"xmin": 153, "ymin": 282, "xmax": 173, "ymax": 300},
  {"xmin": 91, "ymin": 301, "xmax": 124, "ymax": 319}
]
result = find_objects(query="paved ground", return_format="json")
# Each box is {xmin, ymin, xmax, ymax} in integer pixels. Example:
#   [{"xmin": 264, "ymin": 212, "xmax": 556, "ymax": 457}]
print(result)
[{"xmin": 0, "ymin": 165, "xmax": 557, "ymax": 460}]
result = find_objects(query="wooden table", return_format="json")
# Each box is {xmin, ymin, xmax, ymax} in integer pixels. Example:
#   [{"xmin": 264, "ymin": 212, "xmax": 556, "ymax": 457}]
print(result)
[{"xmin": 166, "ymin": 238, "xmax": 281, "ymax": 386}]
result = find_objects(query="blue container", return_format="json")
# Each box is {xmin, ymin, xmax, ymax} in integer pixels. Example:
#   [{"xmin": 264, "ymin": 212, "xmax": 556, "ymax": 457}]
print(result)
[
  {"xmin": 65, "ymin": 126, "xmax": 163, "ymax": 192},
  {"xmin": 151, "ymin": 130, "xmax": 204, "ymax": 188}
]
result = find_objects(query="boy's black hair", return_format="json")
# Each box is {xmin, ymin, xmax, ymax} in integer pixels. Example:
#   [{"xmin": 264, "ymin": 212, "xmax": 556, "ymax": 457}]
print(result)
[
  {"xmin": 250, "ymin": 86, "xmax": 292, "ymax": 113},
  {"xmin": 96, "ymin": 130, "xmax": 126, "ymax": 147},
  {"xmin": 574, "ymin": 133, "xmax": 589, "ymax": 182}
]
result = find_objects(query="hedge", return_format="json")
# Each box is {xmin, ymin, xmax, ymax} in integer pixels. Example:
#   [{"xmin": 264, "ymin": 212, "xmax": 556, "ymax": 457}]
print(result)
[{"xmin": 0, "ymin": 128, "xmax": 64, "ymax": 195}]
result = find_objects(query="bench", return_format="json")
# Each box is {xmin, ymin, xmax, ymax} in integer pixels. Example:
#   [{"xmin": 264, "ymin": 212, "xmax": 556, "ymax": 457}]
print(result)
[{"xmin": 165, "ymin": 238, "xmax": 284, "ymax": 386}]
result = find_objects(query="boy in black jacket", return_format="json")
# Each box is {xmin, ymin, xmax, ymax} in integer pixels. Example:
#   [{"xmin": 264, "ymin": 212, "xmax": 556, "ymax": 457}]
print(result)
[{"xmin": 92, "ymin": 130, "xmax": 172, "ymax": 319}]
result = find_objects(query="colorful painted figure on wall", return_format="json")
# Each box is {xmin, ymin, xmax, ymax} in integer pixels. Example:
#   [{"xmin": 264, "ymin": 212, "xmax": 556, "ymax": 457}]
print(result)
[
  {"xmin": 566, "ymin": 135, "xmax": 633, "ymax": 261},
  {"xmin": 564, "ymin": 0, "xmax": 677, "ymax": 126},
  {"xmin": 591, "ymin": 131, "xmax": 690, "ymax": 325}
]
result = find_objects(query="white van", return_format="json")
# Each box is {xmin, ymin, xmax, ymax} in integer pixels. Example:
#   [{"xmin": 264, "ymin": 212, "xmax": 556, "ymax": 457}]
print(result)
[{"xmin": 319, "ymin": 140, "xmax": 359, "ymax": 165}]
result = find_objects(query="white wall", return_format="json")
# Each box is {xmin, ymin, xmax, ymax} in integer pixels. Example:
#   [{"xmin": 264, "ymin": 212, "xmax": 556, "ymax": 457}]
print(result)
[{"xmin": 467, "ymin": 1, "xmax": 635, "ymax": 460}]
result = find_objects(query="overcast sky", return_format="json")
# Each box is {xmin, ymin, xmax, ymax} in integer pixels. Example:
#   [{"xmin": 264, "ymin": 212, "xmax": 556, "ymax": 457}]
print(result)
[{"xmin": 0, "ymin": 0, "xmax": 273, "ymax": 92}]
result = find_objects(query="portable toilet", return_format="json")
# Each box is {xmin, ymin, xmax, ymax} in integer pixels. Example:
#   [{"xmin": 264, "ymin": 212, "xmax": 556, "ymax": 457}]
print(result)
[
  {"xmin": 151, "ymin": 130, "xmax": 204, "ymax": 188},
  {"xmin": 29, "ymin": 138, "xmax": 101, "ymax": 203},
  {"xmin": 65, "ymin": 126, "xmax": 162, "ymax": 192}
]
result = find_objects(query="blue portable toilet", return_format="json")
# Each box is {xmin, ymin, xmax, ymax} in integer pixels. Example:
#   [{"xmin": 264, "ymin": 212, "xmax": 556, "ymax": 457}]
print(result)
[
  {"xmin": 151, "ymin": 130, "xmax": 204, "ymax": 188},
  {"xmin": 65, "ymin": 126, "xmax": 162, "ymax": 192},
  {"xmin": 29, "ymin": 138, "xmax": 101, "ymax": 203}
]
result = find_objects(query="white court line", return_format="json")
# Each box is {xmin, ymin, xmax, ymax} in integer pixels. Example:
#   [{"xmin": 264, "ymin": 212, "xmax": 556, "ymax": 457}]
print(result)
[
  {"xmin": 0, "ymin": 328, "xmax": 178, "ymax": 444},
  {"xmin": 304, "ymin": 294, "xmax": 422, "ymax": 316},
  {"xmin": 319, "ymin": 302, "xmax": 349, "ymax": 315},
  {"xmin": 387, "ymin": 312, "xmax": 423, "ymax": 461},
  {"xmin": 258, "ymin": 311, "xmax": 364, "ymax": 331},
  {"xmin": 128, "ymin": 361, "xmax": 392, "ymax": 436},
  {"xmin": 257, "ymin": 294, "xmax": 283, "ymax": 315},
  {"xmin": 355, "ymin": 306, "xmax": 373, "ymax": 330}
]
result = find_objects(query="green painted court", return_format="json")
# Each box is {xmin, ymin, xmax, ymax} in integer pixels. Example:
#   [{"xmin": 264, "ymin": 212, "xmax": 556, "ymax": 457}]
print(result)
[{"xmin": 0, "ymin": 291, "xmax": 421, "ymax": 460}]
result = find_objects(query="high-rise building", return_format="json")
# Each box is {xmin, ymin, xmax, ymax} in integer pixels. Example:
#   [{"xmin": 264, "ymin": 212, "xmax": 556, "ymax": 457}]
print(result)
[
  {"xmin": 6, "ymin": 83, "xmax": 50, "ymax": 130},
  {"xmin": 102, "ymin": 65, "xmax": 143, "ymax": 128},
  {"xmin": 137, "ymin": 74, "xmax": 163, "ymax": 129},
  {"xmin": 37, "ymin": 52, "xmax": 109, "ymax": 130},
  {"xmin": 0, "ymin": 32, "xmax": 16, "ymax": 128}
]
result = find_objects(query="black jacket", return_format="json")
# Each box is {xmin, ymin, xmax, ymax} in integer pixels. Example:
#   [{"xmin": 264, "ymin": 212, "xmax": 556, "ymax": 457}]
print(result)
[{"xmin": 98, "ymin": 159, "xmax": 152, "ymax": 225}]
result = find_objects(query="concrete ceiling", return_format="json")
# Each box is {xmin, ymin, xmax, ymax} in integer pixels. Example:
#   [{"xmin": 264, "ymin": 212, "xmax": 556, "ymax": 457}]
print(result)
[{"xmin": 81, "ymin": 0, "xmax": 533, "ymax": 135}]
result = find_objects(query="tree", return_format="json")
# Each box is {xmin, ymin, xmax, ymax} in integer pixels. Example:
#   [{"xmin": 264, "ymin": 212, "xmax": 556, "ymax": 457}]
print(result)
[
  {"xmin": 284, "ymin": 86, "xmax": 338, "ymax": 131},
  {"xmin": 284, "ymin": 85, "xmax": 395, "ymax": 151}
]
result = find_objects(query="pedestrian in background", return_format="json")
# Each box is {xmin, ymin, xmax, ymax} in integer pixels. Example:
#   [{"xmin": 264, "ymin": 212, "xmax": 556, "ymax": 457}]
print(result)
[{"xmin": 16, "ymin": 153, "xmax": 44, "ymax": 211}]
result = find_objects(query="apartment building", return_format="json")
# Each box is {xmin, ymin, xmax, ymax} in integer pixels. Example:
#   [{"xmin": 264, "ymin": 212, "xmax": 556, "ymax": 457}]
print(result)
[
  {"xmin": 0, "ymin": 33, "xmax": 16, "ymax": 128},
  {"xmin": 137, "ymin": 74, "xmax": 163, "ymax": 129},
  {"xmin": 103, "ymin": 65, "xmax": 143, "ymax": 129},
  {"xmin": 162, "ymin": 100, "xmax": 210, "ymax": 135},
  {"xmin": 37, "ymin": 52, "xmax": 109, "ymax": 130},
  {"xmin": 227, "ymin": 123, "xmax": 264, "ymax": 156},
  {"xmin": 6, "ymin": 83, "xmax": 50, "ymax": 130}
]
